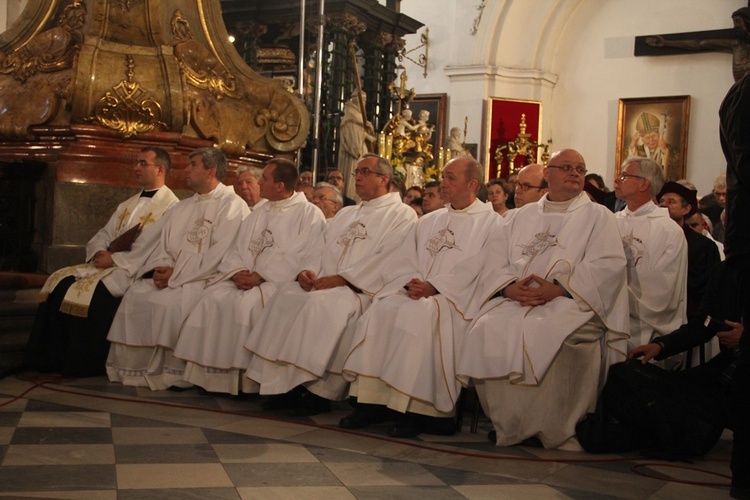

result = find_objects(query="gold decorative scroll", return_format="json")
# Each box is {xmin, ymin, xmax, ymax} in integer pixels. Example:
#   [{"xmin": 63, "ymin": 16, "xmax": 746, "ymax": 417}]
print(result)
[
  {"xmin": 0, "ymin": 0, "xmax": 86, "ymax": 83},
  {"xmin": 88, "ymin": 55, "xmax": 166, "ymax": 138},
  {"xmin": 171, "ymin": 9, "xmax": 236, "ymax": 100}
]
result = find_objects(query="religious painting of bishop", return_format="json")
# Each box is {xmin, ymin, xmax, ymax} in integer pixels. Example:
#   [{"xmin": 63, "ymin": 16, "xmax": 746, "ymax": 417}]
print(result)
[{"xmin": 615, "ymin": 95, "xmax": 690, "ymax": 182}]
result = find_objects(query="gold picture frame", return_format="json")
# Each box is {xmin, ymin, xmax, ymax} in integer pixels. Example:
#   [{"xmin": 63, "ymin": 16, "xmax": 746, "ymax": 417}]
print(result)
[{"xmin": 616, "ymin": 95, "xmax": 690, "ymax": 181}]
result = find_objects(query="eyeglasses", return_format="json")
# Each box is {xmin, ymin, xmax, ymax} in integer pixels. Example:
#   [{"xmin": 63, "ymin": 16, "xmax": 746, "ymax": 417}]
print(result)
[
  {"xmin": 134, "ymin": 160, "xmax": 158, "ymax": 167},
  {"xmin": 547, "ymin": 164, "xmax": 587, "ymax": 175},
  {"xmin": 618, "ymin": 172, "xmax": 646, "ymax": 181},
  {"xmin": 516, "ymin": 183, "xmax": 545, "ymax": 191},
  {"xmin": 312, "ymin": 195, "xmax": 335, "ymax": 203},
  {"xmin": 352, "ymin": 168, "xmax": 384, "ymax": 177}
]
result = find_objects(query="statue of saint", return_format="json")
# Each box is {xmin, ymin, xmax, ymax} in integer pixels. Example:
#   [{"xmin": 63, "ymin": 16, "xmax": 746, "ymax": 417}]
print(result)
[
  {"xmin": 447, "ymin": 126, "xmax": 470, "ymax": 157},
  {"xmin": 337, "ymin": 92, "xmax": 375, "ymax": 200}
]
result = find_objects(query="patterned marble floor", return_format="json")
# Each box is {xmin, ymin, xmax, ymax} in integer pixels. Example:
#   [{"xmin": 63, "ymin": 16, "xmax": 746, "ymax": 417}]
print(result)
[{"xmin": 0, "ymin": 373, "xmax": 734, "ymax": 499}]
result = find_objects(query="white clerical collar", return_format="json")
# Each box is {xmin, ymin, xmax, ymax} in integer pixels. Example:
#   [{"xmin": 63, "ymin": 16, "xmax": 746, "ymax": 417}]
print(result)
[
  {"xmin": 543, "ymin": 193, "xmax": 577, "ymax": 213},
  {"xmin": 269, "ymin": 191, "xmax": 303, "ymax": 210},
  {"xmin": 195, "ymin": 183, "xmax": 221, "ymax": 202},
  {"xmin": 448, "ymin": 198, "xmax": 485, "ymax": 214},
  {"xmin": 360, "ymin": 191, "xmax": 399, "ymax": 208},
  {"xmin": 623, "ymin": 200, "xmax": 658, "ymax": 217}
]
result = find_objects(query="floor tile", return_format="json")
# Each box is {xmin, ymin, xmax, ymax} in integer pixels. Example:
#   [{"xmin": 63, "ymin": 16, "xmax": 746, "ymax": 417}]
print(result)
[
  {"xmin": 212, "ymin": 443, "xmax": 319, "ymax": 463},
  {"xmin": 11, "ymin": 427, "xmax": 113, "ymax": 445},
  {"xmin": 0, "ymin": 397, "xmax": 27, "ymax": 411},
  {"xmin": 213, "ymin": 417, "xmax": 314, "ymax": 440},
  {"xmin": 0, "ymin": 428, "xmax": 13, "ymax": 445},
  {"xmin": 0, "ymin": 489, "xmax": 117, "ymax": 499},
  {"xmin": 0, "ymin": 412, "xmax": 21, "ymax": 427},
  {"xmin": 110, "ymin": 413, "xmax": 187, "ymax": 427},
  {"xmin": 116, "ymin": 463, "xmax": 234, "ymax": 489},
  {"xmin": 543, "ymin": 463, "xmax": 665, "ymax": 498},
  {"xmin": 115, "ymin": 443, "xmax": 219, "ymax": 463},
  {"xmin": 423, "ymin": 464, "xmax": 523, "ymax": 485},
  {"xmin": 448, "ymin": 455, "xmax": 569, "ymax": 482},
  {"xmin": 202, "ymin": 427, "xmax": 278, "ymax": 444},
  {"xmin": 3, "ymin": 444, "xmax": 115, "ymax": 466},
  {"xmin": 306, "ymin": 445, "xmax": 389, "ymax": 464},
  {"xmin": 348, "ymin": 485, "xmax": 465, "ymax": 499},
  {"xmin": 236, "ymin": 486, "xmax": 356, "ymax": 500},
  {"xmin": 649, "ymin": 481, "xmax": 731, "ymax": 499},
  {"xmin": 117, "ymin": 487, "xmax": 240, "ymax": 499},
  {"xmin": 324, "ymin": 461, "xmax": 447, "ymax": 486},
  {"xmin": 111, "ymin": 427, "xmax": 208, "ymax": 445},
  {"xmin": 18, "ymin": 411, "xmax": 110, "ymax": 427},
  {"xmin": 223, "ymin": 462, "xmax": 343, "ymax": 487},
  {"xmin": 0, "ymin": 464, "xmax": 116, "ymax": 492},
  {"xmin": 453, "ymin": 483, "xmax": 574, "ymax": 499}
]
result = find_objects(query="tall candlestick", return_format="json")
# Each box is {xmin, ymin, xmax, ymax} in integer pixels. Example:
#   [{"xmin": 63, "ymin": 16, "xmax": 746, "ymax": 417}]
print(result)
[
  {"xmin": 378, "ymin": 132, "xmax": 386, "ymax": 157},
  {"xmin": 386, "ymin": 134, "xmax": 393, "ymax": 160}
]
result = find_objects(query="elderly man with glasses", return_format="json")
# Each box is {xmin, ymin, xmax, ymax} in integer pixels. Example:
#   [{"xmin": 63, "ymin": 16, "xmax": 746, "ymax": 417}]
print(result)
[
  {"xmin": 613, "ymin": 157, "xmax": 687, "ymax": 353},
  {"xmin": 454, "ymin": 149, "xmax": 629, "ymax": 450},
  {"xmin": 312, "ymin": 182, "xmax": 344, "ymax": 219},
  {"xmin": 242, "ymin": 153, "xmax": 417, "ymax": 416}
]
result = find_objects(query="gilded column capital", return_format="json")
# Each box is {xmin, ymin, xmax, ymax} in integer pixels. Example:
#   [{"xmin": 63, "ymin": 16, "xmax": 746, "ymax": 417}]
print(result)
[
  {"xmin": 384, "ymin": 36, "xmax": 406, "ymax": 53},
  {"xmin": 361, "ymin": 31, "xmax": 393, "ymax": 49},
  {"xmin": 234, "ymin": 20, "xmax": 268, "ymax": 40},
  {"xmin": 325, "ymin": 13, "xmax": 366, "ymax": 38}
]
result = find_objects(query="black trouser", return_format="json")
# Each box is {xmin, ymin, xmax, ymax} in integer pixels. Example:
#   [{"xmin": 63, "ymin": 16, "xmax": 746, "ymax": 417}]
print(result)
[
  {"xmin": 25, "ymin": 277, "xmax": 121, "ymax": 377},
  {"xmin": 579, "ymin": 358, "xmax": 728, "ymax": 457}
]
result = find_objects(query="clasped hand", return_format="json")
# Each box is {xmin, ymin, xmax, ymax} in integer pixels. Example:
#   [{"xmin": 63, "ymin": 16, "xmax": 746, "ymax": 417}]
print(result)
[
  {"xmin": 403, "ymin": 278, "xmax": 437, "ymax": 300},
  {"xmin": 297, "ymin": 270, "xmax": 347, "ymax": 291},
  {"xmin": 153, "ymin": 266, "xmax": 174, "ymax": 289},
  {"xmin": 93, "ymin": 251, "xmax": 114, "ymax": 269},
  {"xmin": 502, "ymin": 274, "xmax": 564, "ymax": 306},
  {"xmin": 231, "ymin": 270, "xmax": 263, "ymax": 290}
]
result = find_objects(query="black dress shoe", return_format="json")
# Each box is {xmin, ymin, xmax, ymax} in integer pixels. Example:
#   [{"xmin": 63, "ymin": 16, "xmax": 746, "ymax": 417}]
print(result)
[
  {"xmin": 261, "ymin": 389, "xmax": 302, "ymax": 411},
  {"xmin": 388, "ymin": 413, "xmax": 422, "ymax": 438},
  {"xmin": 339, "ymin": 405, "xmax": 388, "ymax": 429},
  {"xmin": 260, "ymin": 392, "xmax": 299, "ymax": 411},
  {"xmin": 422, "ymin": 416, "xmax": 456, "ymax": 436},
  {"xmin": 488, "ymin": 430, "xmax": 497, "ymax": 444},
  {"xmin": 288, "ymin": 391, "xmax": 331, "ymax": 416}
]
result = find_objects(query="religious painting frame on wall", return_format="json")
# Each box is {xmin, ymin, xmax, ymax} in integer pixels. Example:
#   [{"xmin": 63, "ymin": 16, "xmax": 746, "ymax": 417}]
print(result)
[
  {"xmin": 408, "ymin": 93, "xmax": 447, "ymax": 159},
  {"xmin": 484, "ymin": 97, "xmax": 544, "ymax": 181},
  {"xmin": 616, "ymin": 95, "xmax": 690, "ymax": 182}
]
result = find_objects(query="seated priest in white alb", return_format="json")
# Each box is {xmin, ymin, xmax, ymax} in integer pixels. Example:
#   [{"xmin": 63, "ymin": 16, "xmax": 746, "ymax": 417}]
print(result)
[
  {"xmin": 243, "ymin": 153, "xmax": 417, "ymax": 416},
  {"xmin": 173, "ymin": 158, "xmax": 326, "ymax": 395},
  {"xmin": 25, "ymin": 146, "xmax": 179, "ymax": 377},
  {"xmin": 106, "ymin": 147, "xmax": 249, "ymax": 390},
  {"xmin": 613, "ymin": 157, "xmax": 687, "ymax": 352},
  {"xmin": 340, "ymin": 157, "xmax": 502, "ymax": 437},
  {"xmin": 456, "ymin": 149, "xmax": 629, "ymax": 450}
]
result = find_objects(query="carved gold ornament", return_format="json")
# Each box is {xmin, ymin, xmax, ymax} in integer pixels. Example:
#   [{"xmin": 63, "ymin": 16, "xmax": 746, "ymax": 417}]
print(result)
[
  {"xmin": 171, "ymin": 9, "xmax": 236, "ymax": 100},
  {"xmin": 89, "ymin": 55, "xmax": 166, "ymax": 138},
  {"xmin": 0, "ymin": 0, "xmax": 86, "ymax": 83}
]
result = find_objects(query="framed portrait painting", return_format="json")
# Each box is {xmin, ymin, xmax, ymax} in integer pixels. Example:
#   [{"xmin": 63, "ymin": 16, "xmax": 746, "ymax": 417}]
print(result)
[
  {"xmin": 616, "ymin": 95, "xmax": 690, "ymax": 181},
  {"xmin": 408, "ymin": 93, "xmax": 447, "ymax": 158}
]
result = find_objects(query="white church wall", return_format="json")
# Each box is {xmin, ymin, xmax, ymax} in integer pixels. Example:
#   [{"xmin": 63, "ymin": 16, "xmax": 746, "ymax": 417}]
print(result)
[
  {"xmin": 551, "ymin": 0, "xmax": 741, "ymax": 194},
  {"xmin": 400, "ymin": 0, "xmax": 742, "ymax": 194}
]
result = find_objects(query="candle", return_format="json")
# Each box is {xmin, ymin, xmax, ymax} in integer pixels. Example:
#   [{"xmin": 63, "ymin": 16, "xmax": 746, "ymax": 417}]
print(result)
[
  {"xmin": 386, "ymin": 134, "xmax": 393, "ymax": 160},
  {"xmin": 437, "ymin": 147, "xmax": 445, "ymax": 171},
  {"xmin": 378, "ymin": 132, "xmax": 386, "ymax": 157}
]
